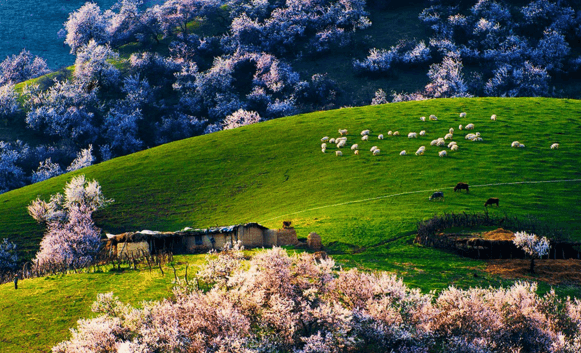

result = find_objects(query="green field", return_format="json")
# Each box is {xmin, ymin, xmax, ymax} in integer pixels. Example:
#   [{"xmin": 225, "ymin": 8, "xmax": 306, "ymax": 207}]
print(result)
[{"xmin": 2, "ymin": 97, "xmax": 581, "ymax": 352}]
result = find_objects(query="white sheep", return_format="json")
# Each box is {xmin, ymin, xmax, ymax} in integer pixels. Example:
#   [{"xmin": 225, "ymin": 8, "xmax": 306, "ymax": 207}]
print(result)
[
  {"xmin": 337, "ymin": 140, "xmax": 347, "ymax": 148},
  {"xmin": 420, "ymin": 130, "xmax": 426, "ymax": 136},
  {"xmin": 378, "ymin": 134, "xmax": 384, "ymax": 140},
  {"xmin": 465, "ymin": 133, "xmax": 476, "ymax": 140},
  {"xmin": 351, "ymin": 144, "xmax": 359, "ymax": 150},
  {"xmin": 436, "ymin": 138, "xmax": 446, "ymax": 147},
  {"xmin": 415, "ymin": 146, "xmax": 426, "ymax": 155},
  {"xmin": 429, "ymin": 114, "xmax": 438, "ymax": 121},
  {"xmin": 551, "ymin": 143, "xmax": 559, "ymax": 149},
  {"xmin": 338, "ymin": 129, "xmax": 348, "ymax": 136},
  {"xmin": 322, "ymin": 148, "xmax": 326, "ymax": 153},
  {"xmin": 459, "ymin": 112, "xmax": 466, "ymax": 118},
  {"xmin": 430, "ymin": 139, "xmax": 438, "ymax": 146},
  {"xmin": 373, "ymin": 149, "xmax": 380, "ymax": 156},
  {"xmin": 451, "ymin": 145, "xmax": 459, "ymax": 151},
  {"xmin": 370, "ymin": 146, "xmax": 378, "ymax": 152},
  {"xmin": 472, "ymin": 137, "xmax": 483, "ymax": 142},
  {"xmin": 393, "ymin": 131, "xmax": 400, "ymax": 136},
  {"xmin": 445, "ymin": 133, "xmax": 453, "ymax": 140},
  {"xmin": 459, "ymin": 124, "xmax": 463, "ymax": 130},
  {"xmin": 321, "ymin": 143, "xmax": 327, "ymax": 149},
  {"xmin": 336, "ymin": 150, "xmax": 343, "ymax": 156},
  {"xmin": 362, "ymin": 135, "xmax": 369, "ymax": 141},
  {"xmin": 491, "ymin": 114, "xmax": 497, "ymax": 121},
  {"xmin": 388, "ymin": 131, "xmax": 393, "ymax": 136},
  {"xmin": 447, "ymin": 141, "xmax": 457, "ymax": 148},
  {"xmin": 420, "ymin": 116, "xmax": 426, "ymax": 121},
  {"xmin": 354, "ymin": 150, "xmax": 359, "ymax": 155},
  {"xmin": 439, "ymin": 150, "xmax": 447, "ymax": 157},
  {"xmin": 361, "ymin": 129, "xmax": 370, "ymax": 136},
  {"xmin": 449, "ymin": 127, "xmax": 454, "ymax": 134},
  {"xmin": 511, "ymin": 141, "xmax": 520, "ymax": 148},
  {"xmin": 329, "ymin": 138, "xmax": 336, "ymax": 144},
  {"xmin": 321, "ymin": 136, "xmax": 329, "ymax": 142},
  {"xmin": 408, "ymin": 132, "xmax": 418, "ymax": 138},
  {"xmin": 465, "ymin": 123, "xmax": 475, "ymax": 130},
  {"xmin": 518, "ymin": 143, "xmax": 525, "ymax": 148},
  {"xmin": 400, "ymin": 150, "xmax": 407, "ymax": 156}
]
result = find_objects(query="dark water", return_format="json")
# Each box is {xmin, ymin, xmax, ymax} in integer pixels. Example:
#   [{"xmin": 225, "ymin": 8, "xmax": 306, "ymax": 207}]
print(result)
[{"xmin": 0, "ymin": 0, "xmax": 161, "ymax": 69}]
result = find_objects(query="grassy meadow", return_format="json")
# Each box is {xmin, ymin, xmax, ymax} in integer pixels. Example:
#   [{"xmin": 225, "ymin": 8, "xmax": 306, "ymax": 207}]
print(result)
[{"xmin": 2, "ymin": 97, "xmax": 581, "ymax": 352}]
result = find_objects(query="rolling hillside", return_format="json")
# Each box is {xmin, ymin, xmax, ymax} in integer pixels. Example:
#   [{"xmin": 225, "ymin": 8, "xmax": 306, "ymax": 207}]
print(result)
[{"xmin": 2, "ymin": 97, "xmax": 581, "ymax": 260}]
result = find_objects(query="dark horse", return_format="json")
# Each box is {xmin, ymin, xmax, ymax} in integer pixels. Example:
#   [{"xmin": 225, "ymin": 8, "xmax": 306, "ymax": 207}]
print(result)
[
  {"xmin": 484, "ymin": 198, "xmax": 499, "ymax": 207},
  {"xmin": 454, "ymin": 182, "xmax": 469, "ymax": 193}
]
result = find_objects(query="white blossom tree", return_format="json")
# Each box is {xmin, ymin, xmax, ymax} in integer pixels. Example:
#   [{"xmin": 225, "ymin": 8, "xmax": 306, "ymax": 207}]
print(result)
[
  {"xmin": 0, "ymin": 238, "xmax": 18, "ymax": 272},
  {"xmin": 222, "ymin": 109, "xmax": 260, "ymax": 130},
  {"xmin": 0, "ymin": 50, "xmax": 50, "ymax": 86},
  {"xmin": 31, "ymin": 158, "xmax": 63, "ymax": 183},
  {"xmin": 66, "ymin": 145, "xmax": 95, "ymax": 172},
  {"xmin": 64, "ymin": 2, "xmax": 110, "ymax": 54},
  {"xmin": 73, "ymin": 40, "xmax": 120, "ymax": 88},
  {"xmin": 513, "ymin": 231, "xmax": 550, "ymax": 273}
]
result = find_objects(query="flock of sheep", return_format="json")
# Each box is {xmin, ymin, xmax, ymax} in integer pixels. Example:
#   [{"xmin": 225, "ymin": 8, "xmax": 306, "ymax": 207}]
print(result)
[{"xmin": 319, "ymin": 111, "xmax": 561, "ymax": 158}]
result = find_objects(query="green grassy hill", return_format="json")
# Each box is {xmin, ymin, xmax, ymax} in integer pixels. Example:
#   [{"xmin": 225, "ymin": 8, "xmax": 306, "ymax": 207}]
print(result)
[
  {"xmin": 3, "ymin": 97, "xmax": 581, "ymax": 262},
  {"xmin": 2, "ymin": 97, "xmax": 581, "ymax": 352}
]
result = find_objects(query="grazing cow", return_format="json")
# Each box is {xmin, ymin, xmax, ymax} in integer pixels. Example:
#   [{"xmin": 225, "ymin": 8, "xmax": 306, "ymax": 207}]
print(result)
[
  {"xmin": 454, "ymin": 182, "xmax": 469, "ymax": 193},
  {"xmin": 484, "ymin": 198, "xmax": 499, "ymax": 207},
  {"xmin": 429, "ymin": 191, "xmax": 444, "ymax": 201}
]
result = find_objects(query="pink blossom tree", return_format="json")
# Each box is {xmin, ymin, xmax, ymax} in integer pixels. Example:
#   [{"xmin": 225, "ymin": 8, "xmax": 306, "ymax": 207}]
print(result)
[{"xmin": 513, "ymin": 231, "xmax": 550, "ymax": 273}]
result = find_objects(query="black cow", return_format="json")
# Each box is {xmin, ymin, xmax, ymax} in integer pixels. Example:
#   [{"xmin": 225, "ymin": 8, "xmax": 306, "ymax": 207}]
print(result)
[
  {"xmin": 484, "ymin": 198, "xmax": 499, "ymax": 207},
  {"xmin": 429, "ymin": 191, "xmax": 444, "ymax": 201},
  {"xmin": 454, "ymin": 182, "xmax": 469, "ymax": 193}
]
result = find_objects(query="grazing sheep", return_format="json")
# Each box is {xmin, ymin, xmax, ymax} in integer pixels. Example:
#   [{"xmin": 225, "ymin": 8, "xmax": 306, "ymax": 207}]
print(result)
[
  {"xmin": 465, "ymin": 133, "xmax": 476, "ymax": 140},
  {"xmin": 388, "ymin": 131, "xmax": 393, "ymax": 136},
  {"xmin": 436, "ymin": 139, "xmax": 446, "ymax": 147},
  {"xmin": 445, "ymin": 133, "xmax": 454, "ymax": 140},
  {"xmin": 459, "ymin": 112, "xmax": 466, "ymax": 118},
  {"xmin": 337, "ymin": 140, "xmax": 347, "ymax": 148},
  {"xmin": 393, "ymin": 131, "xmax": 400, "ymax": 136},
  {"xmin": 465, "ymin": 123, "xmax": 475, "ymax": 130},
  {"xmin": 378, "ymin": 134, "xmax": 384, "ymax": 140},
  {"xmin": 449, "ymin": 128, "xmax": 454, "ymax": 134},
  {"xmin": 430, "ymin": 139, "xmax": 438, "ymax": 146},
  {"xmin": 420, "ymin": 130, "xmax": 426, "ymax": 136},
  {"xmin": 511, "ymin": 141, "xmax": 520, "ymax": 148},
  {"xmin": 484, "ymin": 197, "xmax": 499, "ymax": 207},
  {"xmin": 400, "ymin": 150, "xmax": 407, "ymax": 156},
  {"xmin": 336, "ymin": 150, "xmax": 343, "ymax": 156},
  {"xmin": 429, "ymin": 114, "xmax": 438, "ymax": 121},
  {"xmin": 439, "ymin": 150, "xmax": 447, "ymax": 157},
  {"xmin": 362, "ymin": 135, "xmax": 369, "ymax": 141},
  {"xmin": 518, "ymin": 143, "xmax": 525, "ymax": 148},
  {"xmin": 321, "ymin": 136, "xmax": 329, "ymax": 142},
  {"xmin": 354, "ymin": 150, "xmax": 359, "ymax": 155},
  {"xmin": 415, "ymin": 146, "xmax": 426, "ymax": 155},
  {"xmin": 429, "ymin": 191, "xmax": 444, "ymax": 201},
  {"xmin": 361, "ymin": 129, "xmax": 370, "ymax": 136},
  {"xmin": 321, "ymin": 143, "xmax": 327, "ymax": 149},
  {"xmin": 454, "ymin": 182, "xmax": 469, "ymax": 193},
  {"xmin": 472, "ymin": 137, "xmax": 483, "ymax": 142},
  {"xmin": 551, "ymin": 143, "xmax": 559, "ymax": 149},
  {"xmin": 373, "ymin": 149, "xmax": 380, "ymax": 156},
  {"xmin": 351, "ymin": 144, "xmax": 359, "ymax": 150},
  {"xmin": 322, "ymin": 148, "xmax": 326, "ymax": 153},
  {"xmin": 408, "ymin": 132, "xmax": 418, "ymax": 138},
  {"xmin": 459, "ymin": 124, "xmax": 463, "ymax": 130},
  {"xmin": 420, "ymin": 116, "xmax": 426, "ymax": 121},
  {"xmin": 338, "ymin": 129, "xmax": 348, "ymax": 136},
  {"xmin": 451, "ymin": 144, "xmax": 459, "ymax": 151},
  {"xmin": 448, "ymin": 141, "xmax": 457, "ymax": 148},
  {"xmin": 370, "ymin": 146, "xmax": 378, "ymax": 152},
  {"xmin": 491, "ymin": 114, "xmax": 497, "ymax": 121},
  {"xmin": 329, "ymin": 138, "xmax": 336, "ymax": 144}
]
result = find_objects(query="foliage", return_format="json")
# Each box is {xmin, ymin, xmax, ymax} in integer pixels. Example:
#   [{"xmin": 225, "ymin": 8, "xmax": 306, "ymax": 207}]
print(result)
[
  {"xmin": 0, "ymin": 140, "xmax": 29, "ymax": 194},
  {"xmin": 73, "ymin": 40, "xmax": 120, "ymax": 88},
  {"xmin": 31, "ymin": 158, "xmax": 63, "ymax": 184},
  {"xmin": 370, "ymin": 88, "xmax": 387, "ymax": 105},
  {"xmin": 0, "ymin": 238, "xmax": 17, "ymax": 272},
  {"xmin": 66, "ymin": 145, "xmax": 95, "ymax": 172},
  {"xmin": 424, "ymin": 52, "xmax": 471, "ymax": 98},
  {"xmin": 0, "ymin": 49, "xmax": 50, "ymax": 86},
  {"xmin": 513, "ymin": 231, "xmax": 550, "ymax": 258},
  {"xmin": 0, "ymin": 84, "xmax": 19, "ymax": 121},
  {"xmin": 64, "ymin": 2, "xmax": 110, "ymax": 54},
  {"xmin": 54, "ymin": 248, "xmax": 581, "ymax": 352},
  {"xmin": 222, "ymin": 108, "xmax": 260, "ymax": 130}
]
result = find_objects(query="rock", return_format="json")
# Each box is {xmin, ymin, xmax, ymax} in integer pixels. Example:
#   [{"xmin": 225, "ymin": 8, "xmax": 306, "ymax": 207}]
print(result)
[{"xmin": 307, "ymin": 232, "xmax": 322, "ymax": 251}]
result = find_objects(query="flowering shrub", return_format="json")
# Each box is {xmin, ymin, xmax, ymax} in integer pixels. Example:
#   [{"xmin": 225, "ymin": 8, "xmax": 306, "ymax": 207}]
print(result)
[
  {"xmin": 31, "ymin": 158, "xmax": 63, "ymax": 183},
  {"xmin": 513, "ymin": 231, "xmax": 550, "ymax": 273},
  {"xmin": 0, "ymin": 238, "xmax": 18, "ymax": 272},
  {"xmin": 66, "ymin": 145, "xmax": 95, "ymax": 172},
  {"xmin": 371, "ymin": 88, "xmax": 388, "ymax": 105},
  {"xmin": 485, "ymin": 61, "xmax": 550, "ymax": 97},
  {"xmin": 0, "ymin": 50, "xmax": 50, "ymax": 86},
  {"xmin": 424, "ymin": 52, "xmax": 471, "ymax": 98},
  {"xmin": 54, "ymin": 248, "xmax": 581, "ymax": 352},
  {"xmin": 222, "ymin": 109, "xmax": 260, "ymax": 130}
]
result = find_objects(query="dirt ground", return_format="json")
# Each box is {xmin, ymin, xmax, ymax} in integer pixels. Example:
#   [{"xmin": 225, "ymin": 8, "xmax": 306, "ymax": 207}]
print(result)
[{"xmin": 485, "ymin": 259, "xmax": 581, "ymax": 286}]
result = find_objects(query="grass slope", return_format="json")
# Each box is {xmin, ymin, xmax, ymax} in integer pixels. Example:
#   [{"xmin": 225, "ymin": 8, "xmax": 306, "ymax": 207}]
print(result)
[{"xmin": 2, "ymin": 97, "xmax": 581, "ymax": 263}]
